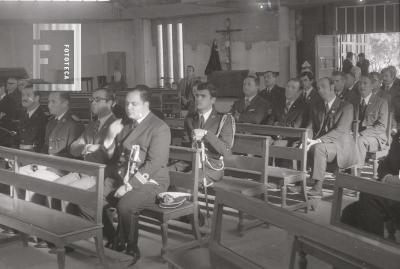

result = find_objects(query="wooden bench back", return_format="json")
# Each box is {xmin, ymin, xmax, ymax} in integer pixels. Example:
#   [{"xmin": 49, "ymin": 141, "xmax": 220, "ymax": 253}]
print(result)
[
  {"xmin": 212, "ymin": 186, "xmax": 400, "ymax": 269},
  {"xmin": 224, "ymin": 134, "xmax": 270, "ymax": 183},
  {"xmin": 236, "ymin": 123, "xmax": 308, "ymax": 172},
  {"xmin": 331, "ymin": 173, "xmax": 400, "ymax": 234},
  {"xmin": 0, "ymin": 146, "xmax": 105, "ymax": 225},
  {"xmin": 169, "ymin": 146, "xmax": 201, "ymax": 201}
]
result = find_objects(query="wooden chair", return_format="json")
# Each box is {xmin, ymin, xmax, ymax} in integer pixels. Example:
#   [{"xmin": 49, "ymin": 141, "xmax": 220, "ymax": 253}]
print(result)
[
  {"xmin": 139, "ymin": 146, "xmax": 202, "ymax": 256},
  {"xmin": 0, "ymin": 146, "xmax": 108, "ymax": 269},
  {"xmin": 215, "ymin": 134, "xmax": 270, "ymax": 234},
  {"xmin": 235, "ymin": 123, "xmax": 309, "ymax": 211}
]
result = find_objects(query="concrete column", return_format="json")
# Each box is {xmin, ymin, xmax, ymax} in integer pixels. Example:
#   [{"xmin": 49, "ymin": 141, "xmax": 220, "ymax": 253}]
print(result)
[
  {"xmin": 278, "ymin": 6, "xmax": 291, "ymax": 86},
  {"xmin": 133, "ymin": 18, "xmax": 157, "ymax": 87}
]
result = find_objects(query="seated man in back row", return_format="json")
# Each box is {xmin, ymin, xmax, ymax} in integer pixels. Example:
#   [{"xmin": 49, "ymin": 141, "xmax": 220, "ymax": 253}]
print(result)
[
  {"xmin": 356, "ymin": 75, "xmax": 388, "ymax": 168},
  {"xmin": 306, "ymin": 77, "xmax": 358, "ymax": 196},
  {"xmin": 230, "ymin": 74, "xmax": 271, "ymax": 124}
]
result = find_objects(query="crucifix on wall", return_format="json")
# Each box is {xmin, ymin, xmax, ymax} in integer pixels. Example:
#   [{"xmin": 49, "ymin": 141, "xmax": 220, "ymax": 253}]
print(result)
[{"xmin": 216, "ymin": 18, "xmax": 242, "ymax": 71}]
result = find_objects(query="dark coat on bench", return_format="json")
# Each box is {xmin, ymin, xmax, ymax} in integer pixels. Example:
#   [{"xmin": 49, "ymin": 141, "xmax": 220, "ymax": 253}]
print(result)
[{"xmin": 307, "ymin": 97, "xmax": 358, "ymax": 168}]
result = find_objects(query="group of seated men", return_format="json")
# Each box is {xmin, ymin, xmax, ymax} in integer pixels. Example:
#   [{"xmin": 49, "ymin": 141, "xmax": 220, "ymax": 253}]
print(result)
[
  {"xmin": 0, "ymin": 63, "xmax": 399, "ymax": 262},
  {"xmin": 229, "ymin": 66, "xmax": 399, "ymax": 196},
  {"xmin": 0, "ymin": 78, "xmax": 236, "ymax": 266}
]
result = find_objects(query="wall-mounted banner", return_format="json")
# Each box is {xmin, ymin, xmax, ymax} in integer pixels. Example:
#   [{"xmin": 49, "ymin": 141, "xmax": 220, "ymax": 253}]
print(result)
[{"xmin": 33, "ymin": 23, "xmax": 81, "ymax": 91}]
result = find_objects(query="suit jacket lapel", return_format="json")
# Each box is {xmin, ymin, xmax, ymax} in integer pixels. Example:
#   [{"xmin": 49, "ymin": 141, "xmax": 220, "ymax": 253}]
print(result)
[
  {"xmin": 122, "ymin": 112, "xmax": 153, "ymax": 147},
  {"xmin": 203, "ymin": 109, "xmax": 218, "ymax": 130}
]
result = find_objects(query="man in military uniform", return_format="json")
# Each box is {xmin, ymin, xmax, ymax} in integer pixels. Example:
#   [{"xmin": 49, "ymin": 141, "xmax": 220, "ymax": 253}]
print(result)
[
  {"xmin": 184, "ymin": 82, "xmax": 234, "ymax": 184},
  {"xmin": 17, "ymin": 85, "xmax": 48, "ymax": 152},
  {"xmin": 230, "ymin": 74, "xmax": 271, "ymax": 124},
  {"xmin": 42, "ymin": 92, "xmax": 83, "ymax": 157},
  {"xmin": 100, "ymin": 85, "xmax": 170, "ymax": 265},
  {"xmin": 0, "ymin": 81, "xmax": 17, "ymax": 148}
]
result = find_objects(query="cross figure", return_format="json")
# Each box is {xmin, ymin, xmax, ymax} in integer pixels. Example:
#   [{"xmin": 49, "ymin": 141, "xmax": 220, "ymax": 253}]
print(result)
[{"xmin": 216, "ymin": 18, "xmax": 242, "ymax": 71}]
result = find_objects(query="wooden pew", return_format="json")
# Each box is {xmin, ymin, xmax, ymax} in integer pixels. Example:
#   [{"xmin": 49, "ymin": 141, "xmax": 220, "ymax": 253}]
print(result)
[
  {"xmin": 0, "ymin": 146, "xmax": 108, "ymax": 269},
  {"xmin": 139, "ymin": 146, "xmax": 202, "ymax": 256},
  {"xmin": 292, "ymin": 173, "xmax": 400, "ymax": 269},
  {"xmin": 330, "ymin": 173, "xmax": 400, "ymax": 241},
  {"xmin": 235, "ymin": 123, "xmax": 309, "ymax": 211},
  {"xmin": 165, "ymin": 186, "xmax": 400, "ymax": 269}
]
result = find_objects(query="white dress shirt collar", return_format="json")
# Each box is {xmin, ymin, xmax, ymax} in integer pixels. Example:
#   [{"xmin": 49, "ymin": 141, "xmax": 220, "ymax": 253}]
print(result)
[
  {"xmin": 361, "ymin": 92, "xmax": 373, "ymax": 105},
  {"xmin": 27, "ymin": 105, "xmax": 40, "ymax": 118},
  {"xmin": 136, "ymin": 110, "xmax": 150, "ymax": 124},
  {"xmin": 199, "ymin": 108, "xmax": 213, "ymax": 122},
  {"xmin": 326, "ymin": 96, "xmax": 336, "ymax": 110},
  {"xmin": 56, "ymin": 111, "xmax": 67, "ymax": 121}
]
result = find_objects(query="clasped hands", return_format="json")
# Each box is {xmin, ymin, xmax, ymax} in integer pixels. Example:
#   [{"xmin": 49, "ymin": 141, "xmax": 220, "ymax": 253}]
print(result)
[{"xmin": 192, "ymin": 129, "xmax": 207, "ymax": 141}]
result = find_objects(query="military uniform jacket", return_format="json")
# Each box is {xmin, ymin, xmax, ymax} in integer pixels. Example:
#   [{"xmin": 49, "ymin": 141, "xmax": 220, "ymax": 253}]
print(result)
[
  {"xmin": 307, "ymin": 97, "xmax": 358, "ymax": 168},
  {"xmin": 70, "ymin": 113, "xmax": 117, "ymax": 163},
  {"xmin": 230, "ymin": 94, "xmax": 271, "ymax": 124},
  {"xmin": 356, "ymin": 94, "xmax": 389, "ymax": 150},
  {"xmin": 108, "ymin": 112, "xmax": 171, "ymax": 190},
  {"xmin": 18, "ymin": 106, "xmax": 48, "ymax": 152},
  {"xmin": 269, "ymin": 95, "xmax": 306, "ymax": 128},
  {"xmin": 0, "ymin": 94, "xmax": 17, "ymax": 147},
  {"xmin": 184, "ymin": 109, "xmax": 234, "ymax": 166},
  {"xmin": 42, "ymin": 110, "xmax": 83, "ymax": 157}
]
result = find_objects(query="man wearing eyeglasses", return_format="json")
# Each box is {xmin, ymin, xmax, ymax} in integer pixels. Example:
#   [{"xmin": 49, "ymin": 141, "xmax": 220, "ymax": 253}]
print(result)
[{"xmin": 69, "ymin": 88, "xmax": 117, "ymax": 164}]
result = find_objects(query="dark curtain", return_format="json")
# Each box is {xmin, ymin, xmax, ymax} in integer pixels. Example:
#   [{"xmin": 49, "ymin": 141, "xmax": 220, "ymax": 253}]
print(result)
[{"xmin": 205, "ymin": 40, "xmax": 222, "ymax": 76}]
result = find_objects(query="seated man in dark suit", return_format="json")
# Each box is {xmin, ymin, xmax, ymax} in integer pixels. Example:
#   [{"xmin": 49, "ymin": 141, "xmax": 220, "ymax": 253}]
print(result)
[
  {"xmin": 306, "ymin": 77, "xmax": 358, "ymax": 196},
  {"xmin": 341, "ymin": 132, "xmax": 400, "ymax": 236},
  {"xmin": 332, "ymin": 70, "xmax": 359, "ymax": 107},
  {"xmin": 300, "ymin": 71, "xmax": 322, "ymax": 106},
  {"xmin": 356, "ymin": 75, "xmax": 389, "ymax": 167},
  {"xmin": 344, "ymin": 67, "xmax": 361, "ymax": 100},
  {"xmin": 230, "ymin": 74, "xmax": 271, "ymax": 124},
  {"xmin": 55, "ymin": 88, "xmax": 118, "ymax": 190},
  {"xmin": 184, "ymin": 82, "xmax": 234, "ymax": 184},
  {"xmin": 18, "ymin": 85, "xmax": 48, "ymax": 153},
  {"xmin": 100, "ymin": 85, "xmax": 171, "ymax": 264},
  {"xmin": 268, "ymin": 78, "xmax": 306, "ymax": 130},
  {"xmin": 259, "ymin": 71, "xmax": 285, "ymax": 105}
]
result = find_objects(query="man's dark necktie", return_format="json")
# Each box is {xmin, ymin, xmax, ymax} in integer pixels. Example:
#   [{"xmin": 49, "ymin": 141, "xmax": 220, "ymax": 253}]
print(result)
[
  {"xmin": 284, "ymin": 100, "xmax": 291, "ymax": 114},
  {"xmin": 199, "ymin": 114, "xmax": 205, "ymax": 129},
  {"xmin": 244, "ymin": 98, "xmax": 250, "ymax": 110},
  {"xmin": 359, "ymin": 99, "xmax": 367, "ymax": 131}
]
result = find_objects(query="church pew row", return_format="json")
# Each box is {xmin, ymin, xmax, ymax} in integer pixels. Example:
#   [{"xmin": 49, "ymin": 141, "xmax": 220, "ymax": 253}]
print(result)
[
  {"xmin": 164, "ymin": 184, "xmax": 400, "ymax": 269},
  {"xmin": 235, "ymin": 123, "xmax": 309, "ymax": 211},
  {"xmin": 0, "ymin": 146, "xmax": 109, "ymax": 269}
]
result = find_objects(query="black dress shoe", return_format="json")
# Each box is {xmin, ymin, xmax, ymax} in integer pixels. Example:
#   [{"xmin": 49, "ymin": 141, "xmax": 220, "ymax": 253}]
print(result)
[
  {"xmin": 126, "ymin": 245, "xmax": 141, "ymax": 266},
  {"xmin": 111, "ymin": 240, "xmax": 126, "ymax": 252}
]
